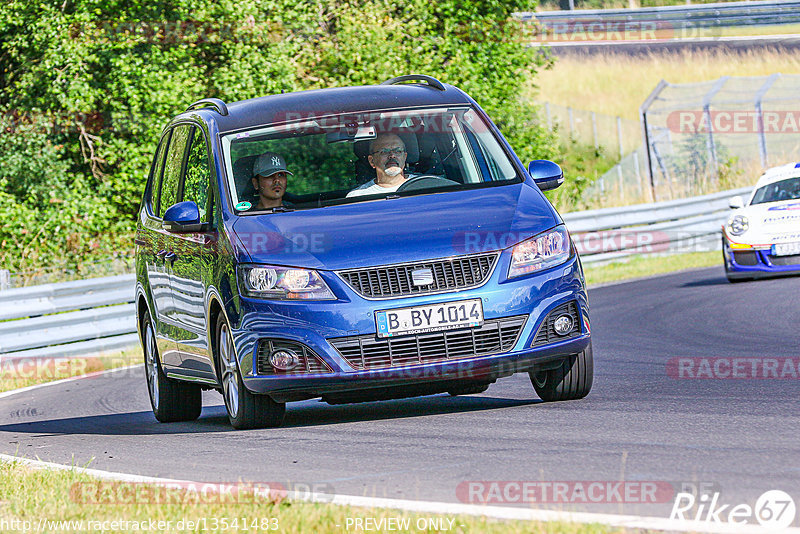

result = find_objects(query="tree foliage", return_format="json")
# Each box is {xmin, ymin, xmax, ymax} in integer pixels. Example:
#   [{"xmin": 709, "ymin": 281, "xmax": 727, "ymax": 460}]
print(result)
[{"xmin": 0, "ymin": 0, "xmax": 556, "ymax": 277}]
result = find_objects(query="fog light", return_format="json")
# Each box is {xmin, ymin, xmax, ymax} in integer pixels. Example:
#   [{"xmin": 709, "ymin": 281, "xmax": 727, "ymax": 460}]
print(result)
[
  {"xmin": 553, "ymin": 315, "xmax": 574, "ymax": 336},
  {"xmin": 269, "ymin": 349, "xmax": 299, "ymax": 371}
]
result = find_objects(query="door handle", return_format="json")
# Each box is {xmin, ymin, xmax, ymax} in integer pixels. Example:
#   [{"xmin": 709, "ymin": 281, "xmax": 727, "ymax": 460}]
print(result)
[{"xmin": 164, "ymin": 251, "xmax": 178, "ymax": 264}]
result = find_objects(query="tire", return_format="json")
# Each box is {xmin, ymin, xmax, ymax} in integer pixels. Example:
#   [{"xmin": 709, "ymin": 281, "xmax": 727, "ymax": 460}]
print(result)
[
  {"xmin": 216, "ymin": 314, "xmax": 285, "ymax": 430},
  {"xmin": 447, "ymin": 382, "xmax": 491, "ymax": 396},
  {"xmin": 529, "ymin": 343, "xmax": 594, "ymax": 402},
  {"xmin": 142, "ymin": 311, "xmax": 202, "ymax": 422}
]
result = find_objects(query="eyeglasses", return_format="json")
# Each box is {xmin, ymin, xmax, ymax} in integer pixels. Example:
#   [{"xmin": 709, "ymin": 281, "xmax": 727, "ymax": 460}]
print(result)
[{"xmin": 371, "ymin": 147, "xmax": 406, "ymax": 156}]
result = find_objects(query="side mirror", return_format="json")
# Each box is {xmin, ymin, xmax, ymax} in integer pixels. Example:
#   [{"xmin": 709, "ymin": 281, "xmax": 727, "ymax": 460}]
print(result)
[
  {"xmin": 162, "ymin": 201, "xmax": 204, "ymax": 233},
  {"xmin": 729, "ymin": 196, "xmax": 744, "ymax": 209},
  {"xmin": 528, "ymin": 160, "xmax": 564, "ymax": 191}
]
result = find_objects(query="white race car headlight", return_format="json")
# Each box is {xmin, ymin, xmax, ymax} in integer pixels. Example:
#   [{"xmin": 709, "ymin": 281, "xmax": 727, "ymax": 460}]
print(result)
[
  {"xmin": 726, "ymin": 215, "xmax": 749, "ymax": 236},
  {"xmin": 237, "ymin": 265, "xmax": 335, "ymax": 300},
  {"xmin": 507, "ymin": 225, "xmax": 571, "ymax": 278}
]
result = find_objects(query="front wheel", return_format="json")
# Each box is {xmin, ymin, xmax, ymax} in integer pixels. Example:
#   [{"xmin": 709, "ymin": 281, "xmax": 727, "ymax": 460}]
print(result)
[
  {"xmin": 530, "ymin": 343, "xmax": 594, "ymax": 402},
  {"xmin": 142, "ymin": 311, "xmax": 202, "ymax": 422},
  {"xmin": 216, "ymin": 315, "xmax": 285, "ymax": 430}
]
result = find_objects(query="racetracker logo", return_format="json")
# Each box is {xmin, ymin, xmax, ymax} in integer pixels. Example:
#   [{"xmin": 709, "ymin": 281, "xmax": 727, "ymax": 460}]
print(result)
[
  {"xmin": 666, "ymin": 357, "xmax": 800, "ymax": 379},
  {"xmin": 456, "ymin": 481, "xmax": 675, "ymax": 504},
  {"xmin": 530, "ymin": 20, "xmax": 672, "ymax": 43},
  {"xmin": 667, "ymin": 110, "xmax": 800, "ymax": 134},
  {"xmin": 70, "ymin": 481, "xmax": 335, "ymax": 504},
  {"xmin": 0, "ymin": 357, "xmax": 101, "ymax": 380}
]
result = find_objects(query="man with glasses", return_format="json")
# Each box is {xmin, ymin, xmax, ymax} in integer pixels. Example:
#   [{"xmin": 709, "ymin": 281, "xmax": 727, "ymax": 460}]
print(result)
[{"xmin": 347, "ymin": 133, "xmax": 411, "ymax": 197}]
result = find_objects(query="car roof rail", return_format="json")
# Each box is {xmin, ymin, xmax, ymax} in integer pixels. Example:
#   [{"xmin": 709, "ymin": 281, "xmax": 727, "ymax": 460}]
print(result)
[
  {"xmin": 186, "ymin": 98, "xmax": 229, "ymax": 116},
  {"xmin": 381, "ymin": 74, "xmax": 445, "ymax": 91}
]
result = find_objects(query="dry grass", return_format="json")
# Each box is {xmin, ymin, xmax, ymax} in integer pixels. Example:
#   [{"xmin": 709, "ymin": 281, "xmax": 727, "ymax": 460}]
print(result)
[{"xmin": 530, "ymin": 48, "xmax": 800, "ymax": 120}]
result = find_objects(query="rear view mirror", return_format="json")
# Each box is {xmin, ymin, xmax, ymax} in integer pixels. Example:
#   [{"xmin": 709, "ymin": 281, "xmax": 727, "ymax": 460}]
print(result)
[
  {"xmin": 528, "ymin": 160, "xmax": 564, "ymax": 191},
  {"xmin": 729, "ymin": 196, "xmax": 744, "ymax": 209}
]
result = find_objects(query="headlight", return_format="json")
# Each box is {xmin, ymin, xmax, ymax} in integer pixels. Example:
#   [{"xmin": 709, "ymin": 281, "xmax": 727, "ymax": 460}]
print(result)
[
  {"xmin": 727, "ymin": 215, "xmax": 749, "ymax": 236},
  {"xmin": 237, "ymin": 265, "xmax": 335, "ymax": 300},
  {"xmin": 507, "ymin": 225, "xmax": 571, "ymax": 278}
]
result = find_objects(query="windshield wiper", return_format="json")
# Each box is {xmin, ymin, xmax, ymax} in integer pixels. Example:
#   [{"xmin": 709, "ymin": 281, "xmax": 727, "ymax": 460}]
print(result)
[{"xmin": 269, "ymin": 206, "xmax": 295, "ymax": 213}]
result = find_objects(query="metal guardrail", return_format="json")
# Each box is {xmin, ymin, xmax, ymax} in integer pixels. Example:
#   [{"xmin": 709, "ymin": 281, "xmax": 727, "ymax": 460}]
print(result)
[
  {"xmin": 518, "ymin": 1, "xmax": 800, "ymax": 29},
  {"xmin": 0, "ymin": 186, "xmax": 750, "ymax": 357},
  {"xmin": 564, "ymin": 186, "xmax": 751, "ymax": 263},
  {"xmin": 0, "ymin": 274, "xmax": 137, "ymax": 361}
]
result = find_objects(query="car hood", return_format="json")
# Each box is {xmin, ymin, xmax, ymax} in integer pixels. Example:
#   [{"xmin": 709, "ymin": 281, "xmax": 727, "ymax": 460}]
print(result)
[
  {"xmin": 231, "ymin": 183, "xmax": 559, "ymax": 271},
  {"xmin": 729, "ymin": 199, "xmax": 800, "ymax": 245}
]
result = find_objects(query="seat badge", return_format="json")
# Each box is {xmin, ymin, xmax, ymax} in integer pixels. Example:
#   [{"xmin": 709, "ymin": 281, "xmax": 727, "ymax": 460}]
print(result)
[{"xmin": 411, "ymin": 268, "xmax": 434, "ymax": 286}]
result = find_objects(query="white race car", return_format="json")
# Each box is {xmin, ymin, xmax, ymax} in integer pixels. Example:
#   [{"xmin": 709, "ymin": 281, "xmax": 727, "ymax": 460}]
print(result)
[{"xmin": 722, "ymin": 162, "xmax": 800, "ymax": 282}]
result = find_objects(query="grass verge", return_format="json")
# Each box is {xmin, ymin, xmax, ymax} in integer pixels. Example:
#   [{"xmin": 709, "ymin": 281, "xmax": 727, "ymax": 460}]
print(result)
[
  {"xmin": 0, "ymin": 347, "xmax": 142, "ymax": 394},
  {"xmin": 0, "ymin": 461, "xmax": 630, "ymax": 534},
  {"xmin": 584, "ymin": 250, "xmax": 720, "ymax": 287}
]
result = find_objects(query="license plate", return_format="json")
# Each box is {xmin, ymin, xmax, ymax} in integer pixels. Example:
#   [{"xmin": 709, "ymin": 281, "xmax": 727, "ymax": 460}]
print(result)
[
  {"xmin": 375, "ymin": 299, "xmax": 484, "ymax": 338},
  {"xmin": 772, "ymin": 242, "xmax": 800, "ymax": 256}
]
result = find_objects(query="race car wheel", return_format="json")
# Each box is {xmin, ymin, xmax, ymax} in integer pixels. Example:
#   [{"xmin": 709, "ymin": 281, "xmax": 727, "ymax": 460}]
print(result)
[
  {"xmin": 142, "ymin": 311, "xmax": 202, "ymax": 422},
  {"xmin": 530, "ymin": 342, "xmax": 594, "ymax": 401},
  {"xmin": 216, "ymin": 314, "xmax": 285, "ymax": 430}
]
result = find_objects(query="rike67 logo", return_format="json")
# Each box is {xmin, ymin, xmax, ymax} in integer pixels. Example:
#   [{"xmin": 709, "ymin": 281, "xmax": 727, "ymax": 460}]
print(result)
[{"xmin": 670, "ymin": 489, "xmax": 796, "ymax": 530}]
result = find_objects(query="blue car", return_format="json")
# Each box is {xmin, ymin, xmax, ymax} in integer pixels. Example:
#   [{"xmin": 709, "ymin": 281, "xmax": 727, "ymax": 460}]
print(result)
[{"xmin": 135, "ymin": 75, "xmax": 593, "ymax": 429}]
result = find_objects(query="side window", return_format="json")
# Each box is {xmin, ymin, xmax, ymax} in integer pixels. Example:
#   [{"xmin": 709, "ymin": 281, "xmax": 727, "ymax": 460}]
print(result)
[
  {"xmin": 148, "ymin": 132, "xmax": 170, "ymax": 214},
  {"xmin": 183, "ymin": 128, "xmax": 211, "ymax": 222},
  {"xmin": 158, "ymin": 125, "xmax": 191, "ymax": 218}
]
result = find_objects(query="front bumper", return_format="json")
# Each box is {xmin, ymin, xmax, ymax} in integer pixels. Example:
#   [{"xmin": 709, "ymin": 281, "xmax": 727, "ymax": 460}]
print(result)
[
  {"xmin": 723, "ymin": 237, "xmax": 800, "ymax": 278},
  {"xmin": 228, "ymin": 254, "xmax": 589, "ymax": 398}
]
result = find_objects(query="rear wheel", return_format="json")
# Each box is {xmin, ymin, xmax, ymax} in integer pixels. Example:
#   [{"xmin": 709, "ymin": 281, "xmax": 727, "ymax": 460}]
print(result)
[
  {"xmin": 142, "ymin": 311, "xmax": 202, "ymax": 422},
  {"xmin": 216, "ymin": 314, "xmax": 285, "ymax": 430},
  {"xmin": 530, "ymin": 343, "xmax": 594, "ymax": 402}
]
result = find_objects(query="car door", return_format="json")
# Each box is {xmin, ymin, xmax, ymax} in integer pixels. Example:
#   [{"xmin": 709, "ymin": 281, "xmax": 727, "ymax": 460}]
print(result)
[
  {"xmin": 138, "ymin": 129, "xmax": 176, "ymax": 366},
  {"xmin": 168, "ymin": 125, "xmax": 217, "ymax": 379},
  {"xmin": 154, "ymin": 123, "xmax": 193, "ymax": 369}
]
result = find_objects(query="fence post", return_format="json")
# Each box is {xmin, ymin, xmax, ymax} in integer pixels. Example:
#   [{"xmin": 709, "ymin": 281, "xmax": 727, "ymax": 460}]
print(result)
[
  {"xmin": 754, "ymin": 73, "xmax": 780, "ymax": 169},
  {"xmin": 0, "ymin": 270, "xmax": 10, "ymax": 291},
  {"xmin": 617, "ymin": 116, "xmax": 624, "ymax": 159},
  {"xmin": 640, "ymin": 80, "xmax": 668, "ymax": 203},
  {"xmin": 633, "ymin": 151, "xmax": 644, "ymax": 199}
]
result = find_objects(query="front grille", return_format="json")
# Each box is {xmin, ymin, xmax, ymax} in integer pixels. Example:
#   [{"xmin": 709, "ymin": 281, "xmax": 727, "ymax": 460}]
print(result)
[
  {"xmin": 532, "ymin": 301, "xmax": 581, "ymax": 347},
  {"xmin": 336, "ymin": 253, "xmax": 498, "ymax": 299},
  {"xmin": 768, "ymin": 254, "xmax": 800, "ymax": 266},
  {"xmin": 329, "ymin": 315, "xmax": 527, "ymax": 370},
  {"xmin": 733, "ymin": 251, "xmax": 759, "ymax": 266},
  {"xmin": 256, "ymin": 340, "xmax": 332, "ymax": 375}
]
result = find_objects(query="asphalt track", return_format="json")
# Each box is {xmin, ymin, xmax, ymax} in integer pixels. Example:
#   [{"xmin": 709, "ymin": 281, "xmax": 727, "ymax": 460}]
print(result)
[{"xmin": 1, "ymin": 266, "xmax": 798, "ymax": 520}]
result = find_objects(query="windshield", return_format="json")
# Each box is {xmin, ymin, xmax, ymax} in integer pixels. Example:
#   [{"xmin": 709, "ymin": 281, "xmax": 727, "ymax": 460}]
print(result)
[
  {"xmin": 221, "ymin": 107, "xmax": 520, "ymax": 212},
  {"xmin": 751, "ymin": 177, "xmax": 800, "ymax": 205}
]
